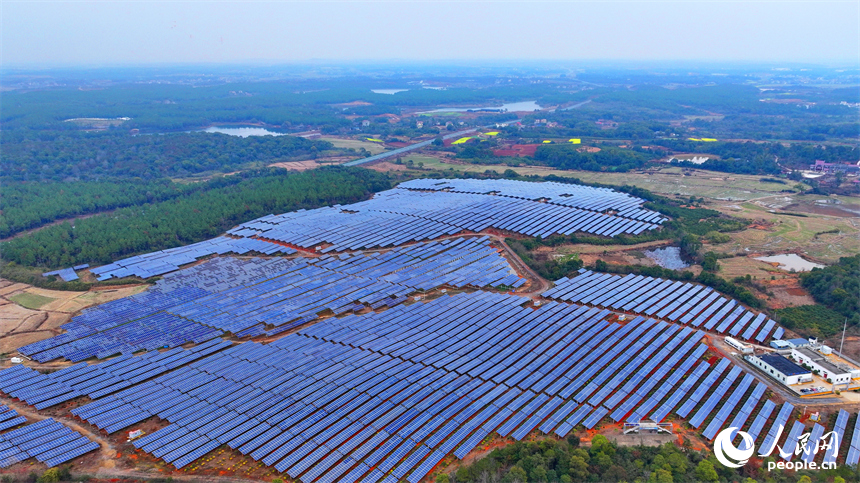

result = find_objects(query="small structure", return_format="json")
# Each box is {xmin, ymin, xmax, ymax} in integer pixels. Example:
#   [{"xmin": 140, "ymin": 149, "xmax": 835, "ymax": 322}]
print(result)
[
  {"xmin": 624, "ymin": 419, "xmax": 673, "ymax": 434},
  {"xmin": 10, "ymin": 357, "xmax": 23, "ymax": 364},
  {"xmin": 745, "ymin": 353, "xmax": 812, "ymax": 386},
  {"xmin": 770, "ymin": 339, "xmax": 791, "ymax": 350},
  {"xmin": 725, "ymin": 336, "xmax": 753, "ymax": 354},
  {"xmin": 127, "ymin": 429, "xmax": 145, "ymax": 442},
  {"xmin": 810, "ymin": 159, "xmax": 860, "ymax": 173},
  {"xmin": 785, "ymin": 338, "xmax": 811, "ymax": 349}
]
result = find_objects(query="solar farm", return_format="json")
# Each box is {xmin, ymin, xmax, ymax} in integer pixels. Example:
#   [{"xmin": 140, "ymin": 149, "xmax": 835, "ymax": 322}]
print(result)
[{"xmin": 0, "ymin": 178, "xmax": 858, "ymax": 479}]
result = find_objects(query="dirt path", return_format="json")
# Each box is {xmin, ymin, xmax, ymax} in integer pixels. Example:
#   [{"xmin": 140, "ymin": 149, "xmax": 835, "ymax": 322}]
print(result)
[
  {"xmin": 0, "ymin": 396, "xmax": 116, "ymax": 462},
  {"xmin": 0, "ymin": 211, "xmax": 111, "ymax": 242},
  {"xmin": 495, "ymin": 236, "xmax": 551, "ymax": 295}
]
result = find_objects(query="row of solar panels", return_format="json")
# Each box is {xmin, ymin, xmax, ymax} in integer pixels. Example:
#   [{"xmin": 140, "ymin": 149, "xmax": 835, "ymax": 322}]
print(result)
[
  {"xmin": 228, "ymin": 179, "xmax": 663, "ymax": 253},
  {"xmin": 19, "ymin": 311, "xmax": 223, "ymax": 363},
  {"xmin": 21, "ymin": 237, "xmax": 524, "ymax": 362},
  {"xmin": 41, "ymin": 267, "xmax": 81, "ymax": 282},
  {"xmin": 56, "ymin": 292, "xmax": 726, "ymax": 481},
  {"xmin": 544, "ymin": 270, "xmax": 780, "ymax": 342},
  {"xmin": 1, "ymin": 340, "xmax": 231, "ymax": 409},
  {"xmin": 91, "ymin": 235, "xmax": 296, "ymax": 281},
  {"xmin": 399, "ymin": 178, "xmax": 664, "ymax": 223},
  {"xmin": 8, "ymin": 293, "xmax": 858, "ymax": 475},
  {"xmin": 0, "ymin": 418, "xmax": 97, "ymax": 468}
]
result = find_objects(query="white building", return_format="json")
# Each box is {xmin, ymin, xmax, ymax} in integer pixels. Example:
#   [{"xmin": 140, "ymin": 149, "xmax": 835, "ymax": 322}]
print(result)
[
  {"xmin": 791, "ymin": 347, "xmax": 860, "ymax": 385},
  {"xmin": 745, "ymin": 353, "xmax": 813, "ymax": 386}
]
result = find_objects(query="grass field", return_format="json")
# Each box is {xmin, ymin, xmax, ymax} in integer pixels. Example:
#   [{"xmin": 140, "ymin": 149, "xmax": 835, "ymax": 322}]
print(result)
[
  {"xmin": 319, "ymin": 137, "xmax": 387, "ymax": 155},
  {"xmin": 708, "ymin": 198, "xmax": 860, "ymax": 263},
  {"xmin": 9, "ymin": 292, "xmax": 56, "ymax": 310}
]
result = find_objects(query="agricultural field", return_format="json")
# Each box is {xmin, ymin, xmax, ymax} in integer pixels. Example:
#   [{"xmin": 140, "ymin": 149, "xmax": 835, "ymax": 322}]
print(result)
[
  {"xmin": 0, "ymin": 282, "xmax": 147, "ymax": 355},
  {"xmin": 319, "ymin": 136, "xmax": 388, "ymax": 155}
]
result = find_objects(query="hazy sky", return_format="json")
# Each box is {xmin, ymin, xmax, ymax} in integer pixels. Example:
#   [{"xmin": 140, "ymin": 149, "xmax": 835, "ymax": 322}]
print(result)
[{"xmin": 2, "ymin": 1, "xmax": 858, "ymax": 66}]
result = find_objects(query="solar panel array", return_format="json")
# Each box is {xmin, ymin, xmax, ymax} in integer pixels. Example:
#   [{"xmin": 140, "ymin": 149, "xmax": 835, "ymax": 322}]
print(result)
[
  {"xmin": 781, "ymin": 420, "xmax": 807, "ymax": 462},
  {"xmin": 543, "ymin": 270, "xmax": 779, "ymax": 342},
  {"xmin": 41, "ymin": 267, "xmax": 80, "ymax": 282},
  {"xmin": 20, "ymin": 238, "xmax": 523, "ymax": 362},
  {"xmin": 0, "ymin": 340, "xmax": 230, "ymax": 411},
  {"xmin": 400, "ymin": 178, "xmax": 665, "ymax": 225},
  {"xmin": 702, "ymin": 380, "xmax": 765, "ymax": 440},
  {"xmin": 89, "ymin": 179, "xmax": 661, "ymax": 281},
  {"xmin": 848, "ymin": 413, "xmax": 860, "ymax": 466},
  {"xmin": 823, "ymin": 410, "xmax": 848, "ymax": 465},
  {"xmin": 0, "ymin": 404, "xmax": 26, "ymax": 432},
  {"xmin": 63, "ymin": 292, "xmax": 719, "ymax": 481},
  {"xmin": 91, "ymin": 235, "xmax": 296, "ymax": 280},
  {"xmin": 230, "ymin": 180, "xmax": 663, "ymax": 254},
  {"xmin": 757, "ymin": 402, "xmax": 795, "ymax": 457},
  {"xmin": 0, "ymin": 418, "xmax": 97, "ymax": 468}
]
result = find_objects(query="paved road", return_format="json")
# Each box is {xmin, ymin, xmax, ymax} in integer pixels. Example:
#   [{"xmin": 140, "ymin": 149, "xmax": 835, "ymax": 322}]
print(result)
[{"xmin": 342, "ymin": 120, "xmax": 522, "ymax": 167}]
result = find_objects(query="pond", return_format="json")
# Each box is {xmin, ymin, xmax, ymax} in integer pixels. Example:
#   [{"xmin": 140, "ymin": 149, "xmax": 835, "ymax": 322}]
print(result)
[
  {"xmin": 418, "ymin": 100, "xmax": 543, "ymax": 114},
  {"xmin": 201, "ymin": 127, "xmax": 286, "ymax": 137},
  {"xmin": 754, "ymin": 254, "xmax": 825, "ymax": 272},
  {"xmin": 644, "ymin": 247, "xmax": 689, "ymax": 270}
]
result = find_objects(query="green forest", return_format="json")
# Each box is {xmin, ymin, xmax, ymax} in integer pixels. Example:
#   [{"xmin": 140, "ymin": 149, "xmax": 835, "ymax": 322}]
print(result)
[
  {"xmin": 438, "ymin": 434, "xmax": 859, "ymax": 483},
  {"xmin": 0, "ymin": 167, "xmax": 391, "ymax": 268},
  {"xmin": 1, "ymin": 178, "xmax": 203, "ymax": 237},
  {"xmin": 1, "ymin": 130, "xmax": 333, "ymax": 181},
  {"xmin": 532, "ymin": 145, "xmax": 652, "ymax": 172}
]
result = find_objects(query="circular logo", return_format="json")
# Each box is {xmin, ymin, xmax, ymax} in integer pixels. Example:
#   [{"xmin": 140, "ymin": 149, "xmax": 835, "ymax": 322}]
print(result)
[{"xmin": 714, "ymin": 427, "xmax": 755, "ymax": 468}]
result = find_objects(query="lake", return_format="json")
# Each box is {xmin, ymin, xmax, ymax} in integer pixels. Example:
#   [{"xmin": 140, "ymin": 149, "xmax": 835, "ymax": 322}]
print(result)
[
  {"xmin": 755, "ymin": 254, "xmax": 825, "ymax": 272},
  {"xmin": 371, "ymin": 89, "xmax": 409, "ymax": 95},
  {"xmin": 419, "ymin": 100, "xmax": 543, "ymax": 114},
  {"xmin": 201, "ymin": 127, "xmax": 286, "ymax": 137},
  {"xmin": 644, "ymin": 247, "xmax": 689, "ymax": 270}
]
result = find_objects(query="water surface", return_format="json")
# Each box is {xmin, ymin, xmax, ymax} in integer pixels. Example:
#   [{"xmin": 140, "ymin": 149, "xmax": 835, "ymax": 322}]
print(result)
[
  {"xmin": 202, "ymin": 127, "xmax": 286, "ymax": 137},
  {"xmin": 419, "ymin": 100, "xmax": 542, "ymax": 114},
  {"xmin": 755, "ymin": 254, "xmax": 824, "ymax": 272},
  {"xmin": 644, "ymin": 247, "xmax": 689, "ymax": 270}
]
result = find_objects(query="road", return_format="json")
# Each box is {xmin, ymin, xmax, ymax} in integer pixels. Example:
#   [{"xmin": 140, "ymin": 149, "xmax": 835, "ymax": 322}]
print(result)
[{"xmin": 342, "ymin": 120, "xmax": 522, "ymax": 167}]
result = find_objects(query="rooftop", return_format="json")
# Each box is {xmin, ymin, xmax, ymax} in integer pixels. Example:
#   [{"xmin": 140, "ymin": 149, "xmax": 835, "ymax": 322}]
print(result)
[
  {"xmin": 759, "ymin": 353, "xmax": 810, "ymax": 377},
  {"xmin": 794, "ymin": 346, "xmax": 851, "ymax": 375}
]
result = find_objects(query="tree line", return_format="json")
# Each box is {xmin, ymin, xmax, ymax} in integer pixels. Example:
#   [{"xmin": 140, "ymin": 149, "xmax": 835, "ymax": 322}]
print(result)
[
  {"xmin": 798, "ymin": 254, "xmax": 860, "ymax": 328},
  {"xmin": 0, "ymin": 167, "xmax": 391, "ymax": 268},
  {"xmin": 0, "ymin": 178, "xmax": 204, "ymax": 238},
  {"xmin": 435, "ymin": 433, "xmax": 858, "ymax": 483}
]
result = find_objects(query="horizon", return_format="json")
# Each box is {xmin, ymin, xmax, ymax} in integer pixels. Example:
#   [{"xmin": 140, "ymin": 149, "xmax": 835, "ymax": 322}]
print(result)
[{"xmin": 3, "ymin": 1, "xmax": 858, "ymax": 67}]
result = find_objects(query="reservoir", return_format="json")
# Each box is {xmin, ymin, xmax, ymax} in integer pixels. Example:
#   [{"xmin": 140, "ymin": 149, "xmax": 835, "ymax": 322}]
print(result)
[
  {"xmin": 419, "ymin": 100, "xmax": 543, "ymax": 114},
  {"xmin": 201, "ymin": 127, "xmax": 286, "ymax": 137}
]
